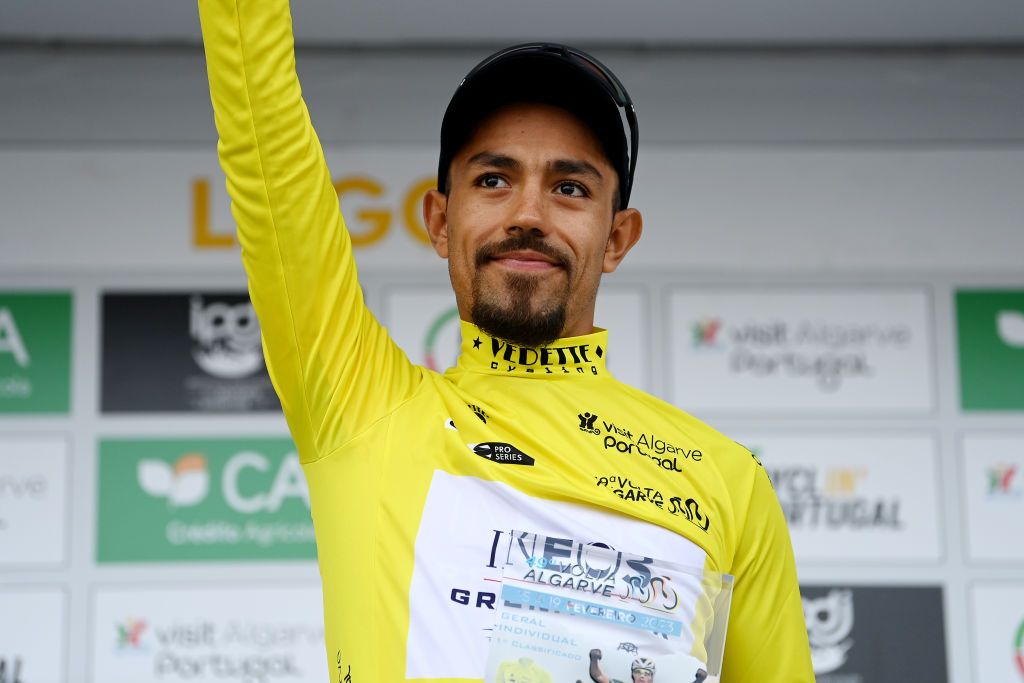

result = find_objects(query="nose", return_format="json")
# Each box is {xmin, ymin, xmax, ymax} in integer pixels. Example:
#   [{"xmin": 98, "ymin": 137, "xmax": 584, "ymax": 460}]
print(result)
[{"xmin": 506, "ymin": 179, "xmax": 548, "ymax": 236}]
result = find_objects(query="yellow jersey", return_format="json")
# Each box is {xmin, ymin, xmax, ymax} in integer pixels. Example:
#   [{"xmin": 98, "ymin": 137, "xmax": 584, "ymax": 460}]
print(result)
[{"xmin": 198, "ymin": 1, "xmax": 814, "ymax": 680}]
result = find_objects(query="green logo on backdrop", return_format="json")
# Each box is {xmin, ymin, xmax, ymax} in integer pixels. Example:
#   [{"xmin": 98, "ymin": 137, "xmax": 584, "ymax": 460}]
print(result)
[
  {"xmin": 0, "ymin": 292, "xmax": 72, "ymax": 413},
  {"xmin": 97, "ymin": 438, "xmax": 315, "ymax": 562},
  {"xmin": 957, "ymin": 289, "xmax": 1024, "ymax": 411}
]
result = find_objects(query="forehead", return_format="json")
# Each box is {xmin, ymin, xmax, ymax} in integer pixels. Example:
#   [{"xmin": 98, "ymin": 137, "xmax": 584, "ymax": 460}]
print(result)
[{"xmin": 454, "ymin": 102, "xmax": 610, "ymax": 169}]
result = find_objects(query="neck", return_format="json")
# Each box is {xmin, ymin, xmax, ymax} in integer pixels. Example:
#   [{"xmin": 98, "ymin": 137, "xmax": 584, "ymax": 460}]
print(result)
[{"xmin": 455, "ymin": 320, "xmax": 610, "ymax": 378}]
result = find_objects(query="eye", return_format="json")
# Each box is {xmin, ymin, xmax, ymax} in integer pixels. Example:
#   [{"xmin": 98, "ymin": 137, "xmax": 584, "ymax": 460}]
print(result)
[
  {"xmin": 556, "ymin": 181, "xmax": 587, "ymax": 198},
  {"xmin": 477, "ymin": 174, "xmax": 510, "ymax": 189}
]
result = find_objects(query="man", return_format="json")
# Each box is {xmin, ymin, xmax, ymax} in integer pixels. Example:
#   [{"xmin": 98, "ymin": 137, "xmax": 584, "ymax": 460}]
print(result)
[
  {"xmin": 199, "ymin": 1, "xmax": 813, "ymax": 681},
  {"xmin": 586, "ymin": 650, "xmax": 658, "ymax": 683}
]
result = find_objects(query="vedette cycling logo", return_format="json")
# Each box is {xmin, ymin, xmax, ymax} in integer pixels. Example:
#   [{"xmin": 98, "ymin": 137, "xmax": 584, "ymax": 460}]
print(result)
[
  {"xmin": 116, "ymin": 618, "xmax": 148, "ymax": 649},
  {"xmin": 0, "ymin": 657, "xmax": 24, "ymax": 683},
  {"xmin": 578, "ymin": 411, "xmax": 600, "ymax": 434},
  {"xmin": 138, "ymin": 453, "xmax": 210, "ymax": 508},
  {"xmin": 594, "ymin": 474, "xmax": 710, "ymax": 532},
  {"xmin": 422, "ymin": 306, "xmax": 460, "ymax": 372},
  {"xmin": 770, "ymin": 466, "xmax": 902, "ymax": 530},
  {"xmin": 1015, "ymin": 618, "xmax": 1024, "ymax": 677},
  {"xmin": 469, "ymin": 442, "xmax": 535, "ymax": 466},
  {"xmin": 804, "ymin": 589, "xmax": 855, "ymax": 675},
  {"xmin": 988, "ymin": 464, "xmax": 1021, "ymax": 497},
  {"xmin": 189, "ymin": 296, "xmax": 264, "ymax": 379},
  {"xmin": 486, "ymin": 337, "xmax": 602, "ymax": 375}
]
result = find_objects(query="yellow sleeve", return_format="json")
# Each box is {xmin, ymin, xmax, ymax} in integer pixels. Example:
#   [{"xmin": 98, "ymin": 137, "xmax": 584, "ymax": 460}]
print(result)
[
  {"xmin": 198, "ymin": 0, "xmax": 421, "ymax": 462},
  {"xmin": 721, "ymin": 464, "xmax": 814, "ymax": 682}
]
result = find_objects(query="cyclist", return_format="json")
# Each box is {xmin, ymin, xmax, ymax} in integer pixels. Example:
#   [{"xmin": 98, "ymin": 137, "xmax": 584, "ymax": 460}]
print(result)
[{"xmin": 198, "ymin": 0, "xmax": 813, "ymax": 680}]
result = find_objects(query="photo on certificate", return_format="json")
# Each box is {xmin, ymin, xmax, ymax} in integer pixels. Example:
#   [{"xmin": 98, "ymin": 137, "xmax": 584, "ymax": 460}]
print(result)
[{"xmin": 484, "ymin": 531, "xmax": 733, "ymax": 683}]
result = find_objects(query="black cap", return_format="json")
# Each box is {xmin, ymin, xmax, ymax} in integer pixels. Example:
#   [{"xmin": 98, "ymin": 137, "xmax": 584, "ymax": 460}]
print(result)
[{"xmin": 438, "ymin": 43, "xmax": 639, "ymax": 208}]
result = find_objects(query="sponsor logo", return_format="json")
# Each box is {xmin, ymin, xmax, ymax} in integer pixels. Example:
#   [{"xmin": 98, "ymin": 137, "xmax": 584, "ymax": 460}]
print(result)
[
  {"xmin": 422, "ymin": 306, "xmax": 460, "ymax": 372},
  {"xmin": 691, "ymin": 318, "xmax": 722, "ymax": 348},
  {"xmin": 109, "ymin": 616, "xmax": 318, "ymax": 680},
  {"xmin": 467, "ymin": 404, "xmax": 488, "ymax": 424},
  {"xmin": 988, "ymin": 463, "xmax": 1021, "ymax": 497},
  {"xmin": 468, "ymin": 442, "xmax": 535, "ymax": 467},
  {"xmin": 101, "ymin": 293, "xmax": 279, "ymax": 413},
  {"xmin": 578, "ymin": 411, "xmax": 600, "ymax": 434},
  {"xmin": 577, "ymin": 412, "xmax": 703, "ymax": 471},
  {"xmin": 804, "ymin": 589, "xmax": 855, "ymax": 675},
  {"xmin": 116, "ymin": 619, "xmax": 149, "ymax": 649},
  {"xmin": 769, "ymin": 466, "xmax": 902, "ymax": 530},
  {"xmin": 97, "ymin": 439, "xmax": 315, "ymax": 562},
  {"xmin": 0, "ymin": 293, "xmax": 72, "ymax": 413},
  {"xmin": 957, "ymin": 290, "xmax": 1024, "ymax": 410},
  {"xmin": 138, "ymin": 454, "xmax": 209, "ymax": 507},
  {"xmin": 690, "ymin": 318, "xmax": 916, "ymax": 392},
  {"xmin": 485, "ymin": 337, "xmax": 602, "ymax": 375},
  {"xmin": 594, "ymin": 474, "xmax": 710, "ymax": 532},
  {"xmin": 189, "ymin": 296, "xmax": 263, "ymax": 379}
]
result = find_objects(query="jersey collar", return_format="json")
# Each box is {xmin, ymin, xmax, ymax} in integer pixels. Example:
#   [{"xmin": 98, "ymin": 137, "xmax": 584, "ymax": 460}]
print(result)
[{"xmin": 455, "ymin": 320, "xmax": 609, "ymax": 378}]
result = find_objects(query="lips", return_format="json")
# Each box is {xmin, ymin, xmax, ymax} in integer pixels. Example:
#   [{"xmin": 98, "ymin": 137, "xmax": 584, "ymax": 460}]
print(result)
[{"xmin": 490, "ymin": 250, "xmax": 562, "ymax": 271}]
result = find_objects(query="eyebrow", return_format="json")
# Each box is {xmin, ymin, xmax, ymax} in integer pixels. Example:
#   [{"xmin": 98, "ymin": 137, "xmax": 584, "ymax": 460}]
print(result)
[
  {"xmin": 466, "ymin": 152, "xmax": 521, "ymax": 171},
  {"xmin": 467, "ymin": 152, "xmax": 604, "ymax": 183},
  {"xmin": 551, "ymin": 158, "xmax": 604, "ymax": 182}
]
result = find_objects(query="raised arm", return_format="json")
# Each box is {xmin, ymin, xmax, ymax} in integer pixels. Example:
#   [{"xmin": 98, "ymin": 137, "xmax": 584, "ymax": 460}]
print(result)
[{"xmin": 198, "ymin": 0, "xmax": 420, "ymax": 461}]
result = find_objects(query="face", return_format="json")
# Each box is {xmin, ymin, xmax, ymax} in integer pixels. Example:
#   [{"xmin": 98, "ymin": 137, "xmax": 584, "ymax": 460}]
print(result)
[
  {"xmin": 633, "ymin": 670, "xmax": 654, "ymax": 683},
  {"xmin": 424, "ymin": 102, "xmax": 642, "ymax": 347}
]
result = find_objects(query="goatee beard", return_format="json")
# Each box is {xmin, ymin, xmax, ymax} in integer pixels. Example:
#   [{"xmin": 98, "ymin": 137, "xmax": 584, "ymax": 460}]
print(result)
[
  {"xmin": 469, "ymin": 232, "xmax": 572, "ymax": 347},
  {"xmin": 471, "ymin": 271, "xmax": 567, "ymax": 347}
]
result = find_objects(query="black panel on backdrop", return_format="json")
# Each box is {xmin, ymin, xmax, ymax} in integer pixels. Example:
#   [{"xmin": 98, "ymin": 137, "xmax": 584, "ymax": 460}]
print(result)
[
  {"xmin": 801, "ymin": 585, "xmax": 947, "ymax": 683},
  {"xmin": 101, "ymin": 292, "xmax": 280, "ymax": 412}
]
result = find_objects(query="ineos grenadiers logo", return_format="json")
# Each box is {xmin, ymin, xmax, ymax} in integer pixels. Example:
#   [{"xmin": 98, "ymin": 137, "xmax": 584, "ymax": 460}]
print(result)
[
  {"xmin": 189, "ymin": 296, "xmax": 263, "ymax": 379},
  {"xmin": 804, "ymin": 589, "xmax": 855, "ymax": 675}
]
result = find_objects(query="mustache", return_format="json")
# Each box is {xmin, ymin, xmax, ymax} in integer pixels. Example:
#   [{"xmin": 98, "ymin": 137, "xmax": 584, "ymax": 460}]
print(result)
[{"xmin": 474, "ymin": 233, "xmax": 572, "ymax": 272}]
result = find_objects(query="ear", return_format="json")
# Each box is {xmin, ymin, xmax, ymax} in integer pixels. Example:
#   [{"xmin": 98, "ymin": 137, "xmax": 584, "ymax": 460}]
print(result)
[
  {"xmin": 422, "ymin": 189, "xmax": 450, "ymax": 259},
  {"xmin": 602, "ymin": 207, "xmax": 643, "ymax": 273}
]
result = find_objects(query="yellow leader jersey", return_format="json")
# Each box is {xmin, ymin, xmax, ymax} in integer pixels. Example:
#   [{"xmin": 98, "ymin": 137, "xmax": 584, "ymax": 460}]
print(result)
[{"xmin": 198, "ymin": 1, "xmax": 814, "ymax": 680}]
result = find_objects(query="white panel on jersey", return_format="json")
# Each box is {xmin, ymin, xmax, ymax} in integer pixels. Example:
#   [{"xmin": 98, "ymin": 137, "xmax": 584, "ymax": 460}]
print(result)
[{"xmin": 405, "ymin": 470, "xmax": 708, "ymax": 679}]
